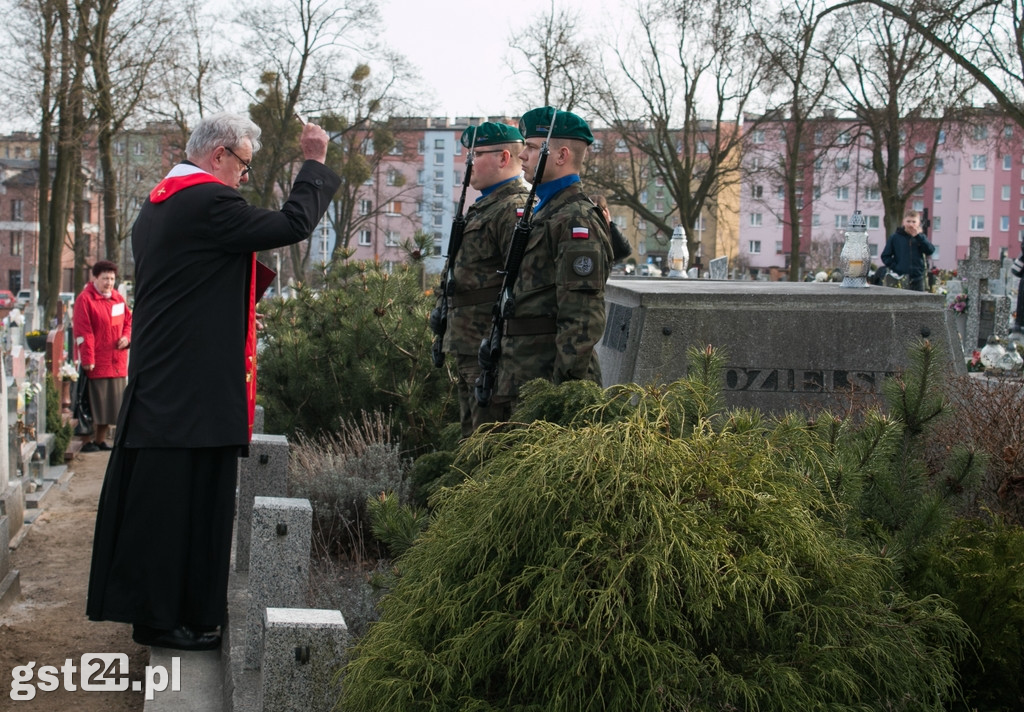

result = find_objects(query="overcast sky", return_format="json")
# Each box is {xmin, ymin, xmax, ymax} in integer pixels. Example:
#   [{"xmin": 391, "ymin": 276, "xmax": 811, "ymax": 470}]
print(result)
[{"xmin": 378, "ymin": 0, "xmax": 607, "ymax": 119}]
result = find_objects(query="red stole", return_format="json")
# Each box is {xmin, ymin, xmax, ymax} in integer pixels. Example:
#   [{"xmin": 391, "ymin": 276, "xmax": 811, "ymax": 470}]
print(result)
[{"xmin": 245, "ymin": 254, "xmax": 258, "ymax": 440}]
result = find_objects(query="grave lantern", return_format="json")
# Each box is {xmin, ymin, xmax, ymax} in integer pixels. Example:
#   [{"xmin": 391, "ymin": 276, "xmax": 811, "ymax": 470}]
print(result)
[
  {"xmin": 839, "ymin": 210, "xmax": 870, "ymax": 288},
  {"xmin": 667, "ymin": 226, "xmax": 689, "ymax": 278}
]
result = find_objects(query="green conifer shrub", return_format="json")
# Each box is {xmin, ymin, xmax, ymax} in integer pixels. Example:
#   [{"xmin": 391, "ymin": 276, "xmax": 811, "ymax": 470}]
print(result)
[
  {"xmin": 46, "ymin": 374, "xmax": 72, "ymax": 465},
  {"xmin": 258, "ymin": 260, "xmax": 457, "ymax": 456},
  {"xmin": 341, "ymin": 355, "xmax": 970, "ymax": 711}
]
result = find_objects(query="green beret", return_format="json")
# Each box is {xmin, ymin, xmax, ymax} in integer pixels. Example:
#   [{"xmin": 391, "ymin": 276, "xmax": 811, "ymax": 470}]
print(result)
[
  {"xmin": 518, "ymin": 107, "xmax": 594, "ymax": 145},
  {"xmin": 460, "ymin": 122, "xmax": 524, "ymax": 149}
]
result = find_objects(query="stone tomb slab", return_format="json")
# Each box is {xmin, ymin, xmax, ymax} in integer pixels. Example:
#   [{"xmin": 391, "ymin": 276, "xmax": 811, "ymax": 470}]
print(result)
[{"xmin": 597, "ymin": 279, "xmax": 965, "ymax": 415}]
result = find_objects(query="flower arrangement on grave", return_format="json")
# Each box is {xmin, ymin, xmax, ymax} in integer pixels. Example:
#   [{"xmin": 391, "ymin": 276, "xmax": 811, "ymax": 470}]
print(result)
[
  {"xmin": 966, "ymin": 350, "xmax": 984, "ymax": 372},
  {"xmin": 59, "ymin": 362, "xmax": 78, "ymax": 381},
  {"xmin": 949, "ymin": 293, "xmax": 969, "ymax": 313},
  {"xmin": 24, "ymin": 329, "xmax": 47, "ymax": 351}
]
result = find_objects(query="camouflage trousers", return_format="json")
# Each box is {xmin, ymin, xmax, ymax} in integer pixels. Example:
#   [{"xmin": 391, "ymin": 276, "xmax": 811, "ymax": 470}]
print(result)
[{"xmin": 455, "ymin": 352, "xmax": 511, "ymax": 438}]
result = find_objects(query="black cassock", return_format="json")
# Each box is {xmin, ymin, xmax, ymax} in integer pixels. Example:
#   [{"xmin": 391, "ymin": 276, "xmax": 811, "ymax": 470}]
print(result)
[{"xmin": 87, "ymin": 160, "xmax": 339, "ymax": 630}]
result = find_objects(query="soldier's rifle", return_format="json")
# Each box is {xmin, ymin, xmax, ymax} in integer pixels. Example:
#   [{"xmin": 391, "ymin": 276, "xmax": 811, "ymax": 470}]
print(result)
[
  {"xmin": 475, "ymin": 109, "xmax": 558, "ymax": 407},
  {"xmin": 429, "ymin": 127, "xmax": 477, "ymax": 367}
]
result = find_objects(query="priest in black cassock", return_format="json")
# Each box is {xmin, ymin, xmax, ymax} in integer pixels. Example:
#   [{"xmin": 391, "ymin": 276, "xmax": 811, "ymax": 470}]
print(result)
[{"xmin": 86, "ymin": 112, "xmax": 340, "ymax": 651}]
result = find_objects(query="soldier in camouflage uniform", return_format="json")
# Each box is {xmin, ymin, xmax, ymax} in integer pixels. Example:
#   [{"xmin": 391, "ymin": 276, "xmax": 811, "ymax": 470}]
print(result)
[
  {"xmin": 442, "ymin": 122, "xmax": 529, "ymax": 437},
  {"xmin": 493, "ymin": 107, "xmax": 612, "ymax": 408}
]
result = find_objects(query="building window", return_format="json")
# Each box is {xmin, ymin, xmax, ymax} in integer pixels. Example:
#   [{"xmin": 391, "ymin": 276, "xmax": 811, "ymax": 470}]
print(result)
[
  {"xmin": 432, "ymin": 214, "xmax": 443, "ymax": 227},
  {"xmin": 10, "ymin": 231, "xmax": 22, "ymax": 256},
  {"xmin": 654, "ymin": 200, "xmax": 665, "ymax": 212},
  {"xmin": 835, "ymin": 157, "xmax": 850, "ymax": 171},
  {"xmin": 386, "ymin": 169, "xmax": 402, "ymax": 186},
  {"xmin": 914, "ymin": 156, "xmax": 926, "ymax": 167},
  {"xmin": 1004, "ymin": 154, "xmax": 1013, "ymax": 170},
  {"xmin": 434, "ymin": 139, "xmax": 445, "ymax": 150},
  {"xmin": 751, "ymin": 130, "xmax": 765, "ymax": 144},
  {"xmin": 134, "ymin": 169, "xmax": 143, "ymax": 182},
  {"xmin": 363, "ymin": 139, "xmax": 374, "ymax": 155},
  {"xmin": 836, "ymin": 186, "xmax": 849, "ymax": 201},
  {"xmin": 1003, "ymin": 185, "xmax": 1012, "ymax": 200},
  {"xmin": 838, "ymin": 131, "xmax": 851, "ymax": 145},
  {"xmin": 750, "ymin": 212, "xmax": 763, "ymax": 226},
  {"xmin": 591, "ymin": 139, "xmax": 602, "ymax": 152},
  {"xmin": 914, "ymin": 141, "xmax": 927, "ymax": 153},
  {"xmin": 10, "ymin": 199, "xmax": 23, "ymax": 221},
  {"xmin": 971, "ymin": 154, "xmax": 988, "ymax": 170},
  {"xmin": 696, "ymin": 140, "xmax": 709, "ymax": 154},
  {"xmin": 970, "ymin": 215, "xmax": 985, "ymax": 230},
  {"xmin": 134, "ymin": 142, "xmax": 144, "ymax": 155},
  {"xmin": 812, "ymin": 213, "xmax": 821, "ymax": 226},
  {"xmin": 1001, "ymin": 215, "xmax": 1010, "ymax": 231},
  {"xmin": 385, "ymin": 230, "xmax": 400, "ymax": 246},
  {"xmin": 867, "ymin": 215, "xmax": 880, "ymax": 229},
  {"xmin": 1005, "ymin": 125, "xmax": 1014, "ymax": 138},
  {"xmin": 417, "ymin": 139, "xmax": 426, "ymax": 153},
  {"xmin": 434, "ymin": 183, "xmax": 444, "ymax": 196},
  {"xmin": 835, "ymin": 214, "xmax": 849, "ymax": 228},
  {"xmin": 750, "ymin": 184, "xmax": 763, "ymax": 198},
  {"xmin": 417, "ymin": 170, "xmax": 425, "ymax": 184},
  {"xmin": 971, "ymin": 185, "xmax": 985, "ymax": 200},
  {"xmin": 434, "ymin": 152, "xmax": 444, "ymax": 165},
  {"xmin": 615, "ymin": 139, "xmax": 628, "ymax": 153},
  {"xmin": 358, "ymin": 230, "xmax": 371, "ymax": 246},
  {"xmin": 385, "ymin": 201, "xmax": 402, "ymax": 216},
  {"xmin": 912, "ymin": 199, "xmax": 924, "ymax": 211},
  {"xmin": 974, "ymin": 125, "xmax": 989, "ymax": 140},
  {"xmin": 935, "ymin": 158, "xmax": 944, "ymax": 173},
  {"xmin": 749, "ymin": 240, "xmax": 761, "ymax": 254},
  {"xmin": 775, "ymin": 241, "xmax": 783, "ymax": 253},
  {"xmin": 814, "ymin": 157, "xmax": 823, "ymax": 171},
  {"xmin": 869, "ymin": 243, "xmax": 879, "ymax": 257},
  {"xmin": 864, "ymin": 187, "xmax": 880, "ymax": 201},
  {"xmin": 932, "ymin": 216, "xmax": 941, "ymax": 230},
  {"xmin": 114, "ymin": 141, "xmax": 125, "ymax": 155},
  {"xmin": 933, "ymin": 187, "xmax": 942, "ymax": 202}
]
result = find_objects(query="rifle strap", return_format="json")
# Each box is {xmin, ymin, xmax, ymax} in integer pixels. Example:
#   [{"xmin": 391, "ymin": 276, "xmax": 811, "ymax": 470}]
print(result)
[
  {"xmin": 505, "ymin": 316, "xmax": 557, "ymax": 336},
  {"xmin": 451, "ymin": 287, "xmax": 499, "ymax": 308}
]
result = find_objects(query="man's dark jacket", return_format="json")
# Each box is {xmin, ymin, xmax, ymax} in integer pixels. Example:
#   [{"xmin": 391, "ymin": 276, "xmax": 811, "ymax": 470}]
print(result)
[
  {"xmin": 117, "ymin": 160, "xmax": 340, "ymax": 449},
  {"xmin": 881, "ymin": 226, "xmax": 935, "ymax": 278}
]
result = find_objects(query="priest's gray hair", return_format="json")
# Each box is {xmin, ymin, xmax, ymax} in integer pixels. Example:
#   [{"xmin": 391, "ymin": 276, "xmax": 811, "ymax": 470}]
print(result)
[{"xmin": 186, "ymin": 113, "xmax": 263, "ymax": 160}]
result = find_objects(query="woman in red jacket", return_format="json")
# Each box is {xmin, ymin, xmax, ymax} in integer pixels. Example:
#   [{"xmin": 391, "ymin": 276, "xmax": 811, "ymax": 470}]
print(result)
[{"xmin": 74, "ymin": 260, "xmax": 132, "ymax": 451}]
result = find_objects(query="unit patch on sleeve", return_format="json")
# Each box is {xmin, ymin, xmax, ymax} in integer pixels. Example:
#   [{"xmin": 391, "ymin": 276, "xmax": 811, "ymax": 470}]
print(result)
[
  {"xmin": 571, "ymin": 226, "xmax": 589, "ymax": 239},
  {"xmin": 572, "ymin": 255, "xmax": 595, "ymax": 276}
]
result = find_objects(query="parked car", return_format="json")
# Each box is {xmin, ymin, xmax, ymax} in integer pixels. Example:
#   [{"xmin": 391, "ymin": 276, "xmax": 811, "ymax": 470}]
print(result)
[
  {"xmin": 0, "ymin": 290, "xmax": 14, "ymax": 308},
  {"xmin": 15, "ymin": 290, "xmax": 31, "ymax": 308}
]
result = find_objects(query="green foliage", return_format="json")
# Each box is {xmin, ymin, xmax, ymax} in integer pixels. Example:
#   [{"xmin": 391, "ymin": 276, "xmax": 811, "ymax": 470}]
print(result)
[
  {"xmin": 259, "ymin": 259, "xmax": 457, "ymax": 455},
  {"xmin": 341, "ymin": 374, "xmax": 969, "ymax": 711},
  {"xmin": 287, "ymin": 413, "xmax": 410, "ymax": 561},
  {"xmin": 925, "ymin": 514, "xmax": 1024, "ymax": 711},
  {"xmin": 45, "ymin": 374, "xmax": 71, "ymax": 465},
  {"xmin": 368, "ymin": 491, "xmax": 428, "ymax": 559}
]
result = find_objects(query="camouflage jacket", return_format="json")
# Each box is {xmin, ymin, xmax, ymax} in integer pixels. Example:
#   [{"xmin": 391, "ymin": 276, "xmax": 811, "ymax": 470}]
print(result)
[
  {"xmin": 443, "ymin": 178, "xmax": 529, "ymax": 355},
  {"xmin": 495, "ymin": 180, "xmax": 611, "ymax": 400}
]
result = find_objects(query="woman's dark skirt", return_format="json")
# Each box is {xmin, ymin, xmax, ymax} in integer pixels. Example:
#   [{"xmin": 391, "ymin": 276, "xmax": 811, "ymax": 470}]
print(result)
[
  {"xmin": 86, "ymin": 445, "xmax": 239, "ymax": 631},
  {"xmin": 87, "ymin": 376, "xmax": 127, "ymax": 425}
]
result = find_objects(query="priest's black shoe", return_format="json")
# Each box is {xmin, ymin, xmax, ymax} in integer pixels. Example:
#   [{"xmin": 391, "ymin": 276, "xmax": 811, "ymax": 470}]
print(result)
[{"xmin": 132, "ymin": 624, "xmax": 221, "ymax": 651}]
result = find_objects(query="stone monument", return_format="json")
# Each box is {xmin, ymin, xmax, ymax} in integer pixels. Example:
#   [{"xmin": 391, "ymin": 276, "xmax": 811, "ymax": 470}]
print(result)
[{"xmin": 598, "ymin": 279, "xmax": 964, "ymax": 415}]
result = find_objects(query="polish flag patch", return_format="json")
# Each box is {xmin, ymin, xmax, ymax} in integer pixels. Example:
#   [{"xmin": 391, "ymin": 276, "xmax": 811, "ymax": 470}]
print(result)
[
  {"xmin": 572, "ymin": 226, "xmax": 590, "ymax": 239},
  {"xmin": 516, "ymin": 208, "xmax": 525, "ymax": 217}
]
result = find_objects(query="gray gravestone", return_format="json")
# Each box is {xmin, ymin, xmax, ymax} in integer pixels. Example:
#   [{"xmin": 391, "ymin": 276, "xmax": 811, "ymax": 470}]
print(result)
[
  {"xmin": 236, "ymin": 434, "xmax": 290, "ymax": 573},
  {"xmin": 598, "ymin": 279, "xmax": 964, "ymax": 415},
  {"xmin": 245, "ymin": 496, "xmax": 312, "ymax": 669},
  {"xmin": 0, "ymin": 515, "xmax": 20, "ymax": 613},
  {"xmin": 253, "ymin": 404, "xmax": 265, "ymax": 435},
  {"xmin": 260, "ymin": 608, "xmax": 347, "ymax": 712},
  {"xmin": 957, "ymin": 236, "xmax": 1008, "ymax": 352},
  {"xmin": 708, "ymin": 256, "xmax": 729, "ymax": 280}
]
